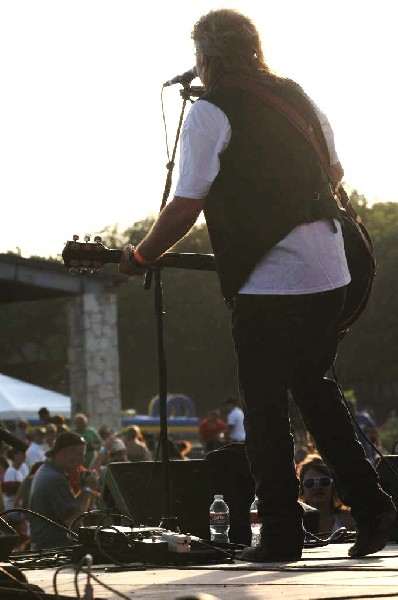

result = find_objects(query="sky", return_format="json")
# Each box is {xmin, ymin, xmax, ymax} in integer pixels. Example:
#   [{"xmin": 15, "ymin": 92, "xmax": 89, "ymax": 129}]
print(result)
[{"xmin": 1, "ymin": 0, "xmax": 397, "ymax": 259}]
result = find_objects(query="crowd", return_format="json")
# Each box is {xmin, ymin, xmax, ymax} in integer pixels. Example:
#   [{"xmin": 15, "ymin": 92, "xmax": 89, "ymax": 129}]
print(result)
[
  {"xmin": 0, "ymin": 408, "xmax": 160, "ymax": 551},
  {"xmin": 0, "ymin": 399, "xmax": 391, "ymax": 552}
]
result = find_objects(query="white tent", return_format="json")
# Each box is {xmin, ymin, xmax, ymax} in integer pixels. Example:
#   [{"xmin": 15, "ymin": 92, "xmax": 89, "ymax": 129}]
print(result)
[{"xmin": 0, "ymin": 373, "xmax": 71, "ymax": 421}]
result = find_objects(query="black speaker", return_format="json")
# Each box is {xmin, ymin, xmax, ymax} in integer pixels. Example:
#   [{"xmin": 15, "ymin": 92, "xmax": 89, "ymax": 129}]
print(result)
[
  {"xmin": 102, "ymin": 460, "xmax": 212, "ymax": 540},
  {"xmin": 0, "ymin": 517, "xmax": 19, "ymax": 561},
  {"xmin": 205, "ymin": 443, "xmax": 320, "ymax": 542}
]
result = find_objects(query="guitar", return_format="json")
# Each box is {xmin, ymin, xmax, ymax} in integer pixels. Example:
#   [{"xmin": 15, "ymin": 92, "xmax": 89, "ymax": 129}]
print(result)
[
  {"xmin": 61, "ymin": 235, "xmax": 216, "ymax": 272},
  {"xmin": 62, "ymin": 217, "xmax": 375, "ymax": 335}
]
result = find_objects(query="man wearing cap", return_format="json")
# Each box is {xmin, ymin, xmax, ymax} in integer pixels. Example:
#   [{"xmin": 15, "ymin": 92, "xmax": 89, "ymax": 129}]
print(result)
[{"xmin": 29, "ymin": 431, "xmax": 99, "ymax": 550}]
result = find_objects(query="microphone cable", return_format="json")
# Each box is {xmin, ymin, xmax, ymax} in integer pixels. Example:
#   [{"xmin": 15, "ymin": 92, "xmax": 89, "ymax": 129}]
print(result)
[{"xmin": 332, "ymin": 364, "xmax": 398, "ymax": 483}]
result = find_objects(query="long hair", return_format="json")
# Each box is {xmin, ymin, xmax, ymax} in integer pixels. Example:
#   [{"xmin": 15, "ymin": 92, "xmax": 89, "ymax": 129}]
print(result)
[
  {"xmin": 192, "ymin": 9, "xmax": 272, "ymax": 89},
  {"xmin": 297, "ymin": 454, "xmax": 349, "ymax": 513}
]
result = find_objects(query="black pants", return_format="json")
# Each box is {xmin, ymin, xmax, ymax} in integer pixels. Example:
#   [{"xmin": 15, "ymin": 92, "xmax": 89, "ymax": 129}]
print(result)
[{"xmin": 232, "ymin": 288, "xmax": 391, "ymax": 548}]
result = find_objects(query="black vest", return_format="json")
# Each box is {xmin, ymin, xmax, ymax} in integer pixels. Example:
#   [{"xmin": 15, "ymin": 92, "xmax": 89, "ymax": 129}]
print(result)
[{"xmin": 201, "ymin": 79, "xmax": 340, "ymax": 300}]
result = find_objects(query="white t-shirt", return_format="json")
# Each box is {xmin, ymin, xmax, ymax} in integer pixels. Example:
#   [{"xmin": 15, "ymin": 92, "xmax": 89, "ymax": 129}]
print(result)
[
  {"xmin": 26, "ymin": 442, "xmax": 46, "ymax": 470},
  {"xmin": 3, "ymin": 465, "xmax": 27, "ymax": 510},
  {"xmin": 227, "ymin": 406, "xmax": 246, "ymax": 441},
  {"xmin": 174, "ymin": 98, "xmax": 351, "ymax": 295}
]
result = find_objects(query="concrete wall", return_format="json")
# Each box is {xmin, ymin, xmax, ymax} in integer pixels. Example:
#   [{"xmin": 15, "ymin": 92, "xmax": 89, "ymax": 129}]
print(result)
[{"xmin": 67, "ymin": 292, "xmax": 121, "ymax": 431}]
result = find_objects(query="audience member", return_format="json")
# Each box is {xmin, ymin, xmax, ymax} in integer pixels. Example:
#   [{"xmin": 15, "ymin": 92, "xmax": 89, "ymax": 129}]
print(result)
[
  {"xmin": 25, "ymin": 427, "xmax": 47, "ymax": 470},
  {"xmin": 38, "ymin": 407, "xmax": 51, "ymax": 426},
  {"xmin": 123, "ymin": 425, "xmax": 152, "ymax": 462},
  {"xmin": 50, "ymin": 414, "xmax": 69, "ymax": 435},
  {"xmin": 297, "ymin": 454, "xmax": 356, "ymax": 534},
  {"xmin": 198, "ymin": 410, "xmax": 226, "ymax": 452},
  {"xmin": 72, "ymin": 413, "xmax": 102, "ymax": 468},
  {"xmin": 29, "ymin": 432, "xmax": 99, "ymax": 550},
  {"xmin": 99, "ymin": 424, "xmax": 114, "ymax": 444},
  {"xmin": 91, "ymin": 436, "xmax": 128, "ymax": 472},
  {"xmin": 159, "ymin": 438, "xmax": 184, "ymax": 460},
  {"xmin": 43, "ymin": 423, "xmax": 57, "ymax": 452},
  {"xmin": 15, "ymin": 460, "xmax": 45, "ymax": 512},
  {"xmin": 355, "ymin": 410, "xmax": 380, "ymax": 465},
  {"xmin": 14, "ymin": 420, "xmax": 29, "ymax": 443},
  {"xmin": 2, "ymin": 448, "xmax": 27, "ymax": 511},
  {"xmin": 223, "ymin": 397, "xmax": 246, "ymax": 443},
  {"xmin": 177, "ymin": 440, "xmax": 192, "ymax": 460}
]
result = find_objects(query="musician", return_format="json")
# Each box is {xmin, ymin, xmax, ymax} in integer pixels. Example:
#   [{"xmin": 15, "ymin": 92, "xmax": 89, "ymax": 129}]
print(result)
[{"xmin": 120, "ymin": 9, "xmax": 395, "ymax": 560}]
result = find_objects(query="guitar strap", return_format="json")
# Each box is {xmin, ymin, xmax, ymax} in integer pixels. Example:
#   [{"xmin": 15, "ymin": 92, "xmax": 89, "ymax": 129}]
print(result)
[
  {"xmin": 217, "ymin": 76, "xmax": 362, "ymax": 224},
  {"xmin": 215, "ymin": 76, "xmax": 374, "ymax": 263}
]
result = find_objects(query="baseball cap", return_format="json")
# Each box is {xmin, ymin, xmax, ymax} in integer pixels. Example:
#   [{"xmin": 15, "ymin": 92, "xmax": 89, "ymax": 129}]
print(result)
[
  {"xmin": 110, "ymin": 438, "xmax": 126, "ymax": 453},
  {"xmin": 46, "ymin": 432, "xmax": 86, "ymax": 457}
]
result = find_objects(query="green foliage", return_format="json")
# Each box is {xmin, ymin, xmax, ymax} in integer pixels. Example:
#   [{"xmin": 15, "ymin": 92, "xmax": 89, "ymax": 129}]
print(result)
[
  {"xmin": 0, "ymin": 297, "xmax": 68, "ymax": 393},
  {"xmin": 378, "ymin": 412, "xmax": 398, "ymax": 454},
  {"xmin": 1, "ymin": 195, "xmax": 398, "ymax": 421}
]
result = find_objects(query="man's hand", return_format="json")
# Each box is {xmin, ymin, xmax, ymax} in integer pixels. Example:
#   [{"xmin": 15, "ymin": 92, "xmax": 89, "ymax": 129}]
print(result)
[
  {"xmin": 119, "ymin": 244, "xmax": 147, "ymax": 277},
  {"xmin": 119, "ymin": 196, "xmax": 205, "ymax": 277}
]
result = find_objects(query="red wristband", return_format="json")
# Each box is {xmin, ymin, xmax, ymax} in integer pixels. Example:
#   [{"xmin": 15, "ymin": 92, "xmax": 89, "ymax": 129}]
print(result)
[{"xmin": 133, "ymin": 249, "xmax": 152, "ymax": 266}]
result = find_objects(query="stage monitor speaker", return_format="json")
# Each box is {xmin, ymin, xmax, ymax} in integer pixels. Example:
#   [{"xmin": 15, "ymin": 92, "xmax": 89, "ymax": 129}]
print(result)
[
  {"xmin": 0, "ymin": 517, "xmax": 19, "ymax": 561},
  {"xmin": 102, "ymin": 460, "xmax": 212, "ymax": 540}
]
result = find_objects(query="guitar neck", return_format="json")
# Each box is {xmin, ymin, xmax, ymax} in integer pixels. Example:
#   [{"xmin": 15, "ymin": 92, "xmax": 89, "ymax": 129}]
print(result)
[{"xmin": 105, "ymin": 249, "xmax": 216, "ymax": 272}]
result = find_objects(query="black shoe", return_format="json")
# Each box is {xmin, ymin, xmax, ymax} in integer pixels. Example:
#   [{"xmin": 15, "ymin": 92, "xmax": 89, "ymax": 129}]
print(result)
[
  {"xmin": 348, "ymin": 508, "xmax": 397, "ymax": 558},
  {"xmin": 241, "ymin": 545, "xmax": 302, "ymax": 562}
]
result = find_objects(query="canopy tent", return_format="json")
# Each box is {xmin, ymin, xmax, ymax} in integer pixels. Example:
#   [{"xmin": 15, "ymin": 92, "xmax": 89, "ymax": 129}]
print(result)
[{"xmin": 0, "ymin": 373, "xmax": 71, "ymax": 421}]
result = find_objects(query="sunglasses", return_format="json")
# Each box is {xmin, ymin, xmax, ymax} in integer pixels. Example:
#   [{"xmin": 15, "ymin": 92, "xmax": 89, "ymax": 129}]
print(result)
[{"xmin": 302, "ymin": 476, "xmax": 332, "ymax": 489}]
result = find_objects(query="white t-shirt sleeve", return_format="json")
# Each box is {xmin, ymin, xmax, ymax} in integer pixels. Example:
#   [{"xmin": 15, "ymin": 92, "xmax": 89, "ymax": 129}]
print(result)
[{"xmin": 174, "ymin": 99, "xmax": 231, "ymax": 199}]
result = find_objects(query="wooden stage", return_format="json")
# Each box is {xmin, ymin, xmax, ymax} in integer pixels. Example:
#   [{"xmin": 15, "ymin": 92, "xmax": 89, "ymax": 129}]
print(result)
[{"xmin": 13, "ymin": 541, "xmax": 398, "ymax": 600}]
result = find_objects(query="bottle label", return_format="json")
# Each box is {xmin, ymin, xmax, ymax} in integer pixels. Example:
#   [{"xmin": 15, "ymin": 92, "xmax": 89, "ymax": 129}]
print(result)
[
  {"xmin": 250, "ymin": 512, "xmax": 261, "ymax": 526},
  {"xmin": 210, "ymin": 512, "xmax": 229, "ymax": 525}
]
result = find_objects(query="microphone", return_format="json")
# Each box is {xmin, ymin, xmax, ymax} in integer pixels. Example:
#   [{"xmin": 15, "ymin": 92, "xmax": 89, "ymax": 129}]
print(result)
[{"xmin": 163, "ymin": 67, "xmax": 197, "ymax": 88}]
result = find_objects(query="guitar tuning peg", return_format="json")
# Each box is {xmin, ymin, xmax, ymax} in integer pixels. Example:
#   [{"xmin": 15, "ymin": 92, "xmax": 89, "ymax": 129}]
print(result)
[
  {"xmin": 94, "ymin": 236, "xmax": 102, "ymax": 243},
  {"xmin": 84, "ymin": 235, "xmax": 91, "ymax": 242},
  {"xmin": 73, "ymin": 235, "xmax": 79, "ymax": 241}
]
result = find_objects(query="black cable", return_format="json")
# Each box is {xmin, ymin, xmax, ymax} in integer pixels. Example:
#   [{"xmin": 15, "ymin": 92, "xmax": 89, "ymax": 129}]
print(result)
[
  {"xmin": 68, "ymin": 508, "xmax": 135, "ymax": 532},
  {"xmin": 80, "ymin": 569, "xmax": 132, "ymax": 600},
  {"xmin": 188, "ymin": 536, "xmax": 237, "ymax": 560},
  {"xmin": 0, "ymin": 564, "xmax": 44, "ymax": 600},
  {"xmin": 95, "ymin": 510, "xmax": 135, "ymax": 529},
  {"xmin": 161, "ymin": 86, "xmax": 170, "ymax": 162},
  {"xmin": 332, "ymin": 364, "xmax": 398, "ymax": 481},
  {"xmin": 303, "ymin": 526, "xmax": 355, "ymax": 547},
  {"xmin": 73, "ymin": 555, "xmax": 90, "ymax": 600},
  {"xmin": 53, "ymin": 563, "xmax": 81, "ymax": 599},
  {"xmin": 93, "ymin": 524, "xmax": 139, "ymax": 567},
  {"xmin": 0, "ymin": 508, "xmax": 78, "ymax": 540}
]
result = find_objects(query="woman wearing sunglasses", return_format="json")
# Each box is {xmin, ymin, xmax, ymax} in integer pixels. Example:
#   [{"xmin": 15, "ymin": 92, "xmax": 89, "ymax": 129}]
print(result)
[{"xmin": 298, "ymin": 454, "xmax": 356, "ymax": 534}]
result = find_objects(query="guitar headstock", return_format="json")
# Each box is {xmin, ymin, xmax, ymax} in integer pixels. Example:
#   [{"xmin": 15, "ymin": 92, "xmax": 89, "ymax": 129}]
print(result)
[{"xmin": 62, "ymin": 235, "xmax": 118, "ymax": 273}]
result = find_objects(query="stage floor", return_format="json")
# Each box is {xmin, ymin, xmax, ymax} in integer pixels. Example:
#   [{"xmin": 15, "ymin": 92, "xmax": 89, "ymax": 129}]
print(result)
[{"xmin": 17, "ymin": 542, "xmax": 398, "ymax": 599}]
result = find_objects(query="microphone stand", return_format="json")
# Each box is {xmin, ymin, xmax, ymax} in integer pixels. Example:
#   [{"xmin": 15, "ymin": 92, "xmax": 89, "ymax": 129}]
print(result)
[{"xmin": 143, "ymin": 83, "xmax": 201, "ymax": 530}]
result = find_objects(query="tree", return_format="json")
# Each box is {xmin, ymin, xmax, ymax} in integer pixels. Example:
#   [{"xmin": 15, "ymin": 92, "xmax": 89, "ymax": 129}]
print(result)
[{"xmin": 1, "ymin": 196, "xmax": 398, "ymax": 423}]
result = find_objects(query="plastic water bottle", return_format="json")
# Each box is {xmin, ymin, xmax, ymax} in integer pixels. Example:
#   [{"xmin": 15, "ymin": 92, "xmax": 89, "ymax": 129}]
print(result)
[
  {"xmin": 209, "ymin": 494, "xmax": 230, "ymax": 543},
  {"xmin": 250, "ymin": 497, "xmax": 261, "ymax": 546}
]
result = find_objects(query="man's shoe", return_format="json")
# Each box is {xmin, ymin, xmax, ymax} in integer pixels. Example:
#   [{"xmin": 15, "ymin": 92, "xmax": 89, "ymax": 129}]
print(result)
[
  {"xmin": 241, "ymin": 545, "xmax": 302, "ymax": 562},
  {"xmin": 348, "ymin": 508, "xmax": 397, "ymax": 558}
]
